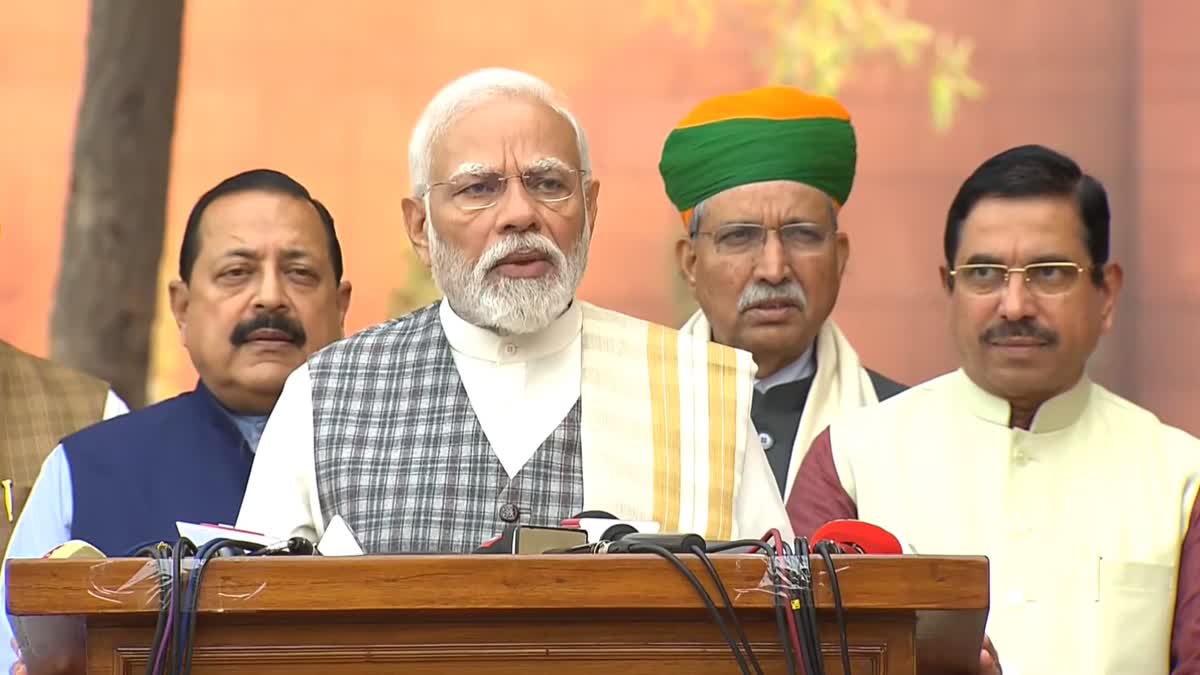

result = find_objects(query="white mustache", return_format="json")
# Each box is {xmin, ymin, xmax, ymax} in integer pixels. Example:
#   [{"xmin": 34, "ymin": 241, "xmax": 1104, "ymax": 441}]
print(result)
[
  {"xmin": 737, "ymin": 281, "xmax": 807, "ymax": 313},
  {"xmin": 475, "ymin": 232, "xmax": 565, "ymax": 278}
]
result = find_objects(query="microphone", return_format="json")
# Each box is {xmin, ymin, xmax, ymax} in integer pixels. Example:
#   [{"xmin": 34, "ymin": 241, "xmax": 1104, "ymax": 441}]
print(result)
[
  {"xmin": 603, "ymin": 532, "xmax": 706, "ymax": 554},
  {"xmin": 556, "ymin": 511, "xmax": 703, "ymax": 553},
  {"xmin": 253, "ymin": 536, "xmax": 316, "ymax": 556},
  {"xmin": 559, "ymin": 510, "xmax": 662, "ymax": 542},
  {"xmin": 476, "ymin": 510, "xmax": 648, "ymax": 554},
  {"xmin": 810, "ymin": 519, "xmax": 904, "ymax": 555}
]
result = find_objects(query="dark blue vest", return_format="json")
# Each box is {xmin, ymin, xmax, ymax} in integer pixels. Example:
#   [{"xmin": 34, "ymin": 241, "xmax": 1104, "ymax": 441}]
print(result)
[{"xmin": 62, "ymin": 383, "xmax": 253, "ymax": 555}]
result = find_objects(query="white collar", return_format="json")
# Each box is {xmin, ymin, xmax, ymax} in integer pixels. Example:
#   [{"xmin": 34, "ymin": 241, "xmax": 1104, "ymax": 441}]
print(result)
[
  {"xmin": 956, "ymin": 369, "xmax": 1092, "ymax": 433},
  {"xmin": 438, "ymin": 299, "xmax": 582, "ymax": 363},
  {"xmin": 754, "ymin": 343, "xmax": 816, "ymax": 393}
]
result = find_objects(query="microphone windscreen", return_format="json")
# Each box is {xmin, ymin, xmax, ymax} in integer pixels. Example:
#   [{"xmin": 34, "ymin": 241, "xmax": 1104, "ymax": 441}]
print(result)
[{"xmin": 811, "ymin": 519, "xmax": 903, "ymax": 555}]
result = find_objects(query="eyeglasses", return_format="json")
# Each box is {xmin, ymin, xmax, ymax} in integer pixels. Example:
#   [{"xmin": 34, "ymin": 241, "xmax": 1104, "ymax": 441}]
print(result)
[
  {"xmin": 949, "ymin": 262, "xmax": 1091, "ymax": 296},
  {"xmin": 692, "ymin": 223, "xmax": 833, "ymax": 256},
  {"xmin": 425, "ymin": 167, "xmax": 586, "ymax": 212}
]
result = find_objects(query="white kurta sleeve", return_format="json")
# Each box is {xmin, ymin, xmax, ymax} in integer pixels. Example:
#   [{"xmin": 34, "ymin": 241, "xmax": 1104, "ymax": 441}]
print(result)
[
  {"xmin": 733, "ymin": 416, "xmax": 794, "ymax": 540},
  {"xmin": 236, "ymin": 364, "xmax": 324, "ymax": 542}
]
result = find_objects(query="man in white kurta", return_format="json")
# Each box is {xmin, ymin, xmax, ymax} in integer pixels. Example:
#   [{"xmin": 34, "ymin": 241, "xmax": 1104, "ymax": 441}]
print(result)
[
  {"xmin": 788, "ymin": 144, "xmax": 1200, "ymax": 674},
  {"xmin": 237, "ymin": 68, "xmax": 790, "ymax": 552},
  {"xmin": 659, "ymin": 86, "xmax": 904, "ymax": 501}
]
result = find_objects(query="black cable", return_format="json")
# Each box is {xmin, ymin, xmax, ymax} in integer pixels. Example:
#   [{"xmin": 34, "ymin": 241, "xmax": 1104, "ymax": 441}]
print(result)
[
  {"xmin": 132, "ymin": 544, "xmax": 164, "ymax": 558},
  {"xmin": 815, "ymin": 543, "xmax": 852, "ymax": 675},
  {"xmin": 705, "ymin": 539, "xmax": 776, "ymax": 554},
  {"xmin": 180, "ymin": 538, "xmax": 267, "ymax": 674},
  {"xmin": 628, "ymin": 542, "xmax": 751, "ymax": 675},
  {"xmin": 179, "ymin": 542, "xmax": 216, "ymax": 675},
  {"xmin": 706, "ymin": 537, "xmax": 796, "ymax": 673},
  {"xmin": 804, "ymin": 544, "xmax": 826, "ymax": 675},
  {"xmin": 143, "ymin": 556, "xmax": 170, "ymax": 675},
  {"xmin": 794, "ymin": 537, "xmax": 825, "ymax": 675},
  {"xmin": 779, "ymin": 539, "xmax": 809, "ymax": 670},
  {"xmin": 768, "ymin": 550, "xmax": 798, "ymax": 675},
  {"xmin": 133, "ymin": 542, "xmax": 171, "ymax": 675},
  {"xmin": 169, "ymin": 538, "xmax": 195, "ymax": 674},
  {"xmin": 689, "ymin": 545, "xmax": 763, "ymax": 675}
]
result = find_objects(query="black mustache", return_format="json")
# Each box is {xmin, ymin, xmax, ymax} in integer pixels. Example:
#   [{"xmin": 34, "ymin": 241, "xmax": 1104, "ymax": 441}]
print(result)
[
  {"xmin": 981, "ymin": 320, "xmax": 1058, "ymax": 346},
  {"xmin": 231, "ymin": 313, "xmax": 306, "ymax": 347}
]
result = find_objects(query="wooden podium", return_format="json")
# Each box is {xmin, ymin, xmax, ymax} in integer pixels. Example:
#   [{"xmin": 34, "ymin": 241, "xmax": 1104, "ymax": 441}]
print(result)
[{"xmin": 7, "ymin": 554, "xmax": 988, "ymax": 674}]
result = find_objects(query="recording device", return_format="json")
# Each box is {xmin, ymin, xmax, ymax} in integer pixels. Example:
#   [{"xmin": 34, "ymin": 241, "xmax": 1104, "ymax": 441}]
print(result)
[{"xmin": 473, "ymin": 523, "xmax": 589, "ymax": 554}]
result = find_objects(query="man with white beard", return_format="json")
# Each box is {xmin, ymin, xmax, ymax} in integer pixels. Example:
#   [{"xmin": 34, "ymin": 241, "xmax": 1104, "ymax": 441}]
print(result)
[{"xmin": 236, "ymin": 68, "xmax": 790, "ymax": 552}]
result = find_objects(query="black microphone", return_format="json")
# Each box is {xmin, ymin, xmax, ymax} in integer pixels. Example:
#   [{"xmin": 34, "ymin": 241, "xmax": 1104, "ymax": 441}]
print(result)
[
  {"xmin": 604, "ymin": 532, "xmax": 707, "ymax": 554},
  {"xmin": 252, "ymin": 536, "xmax": 316, "ymax": 556},
  {"xmin": 599, "ymin": 523, "xmax": 639, "ymax": 540}
]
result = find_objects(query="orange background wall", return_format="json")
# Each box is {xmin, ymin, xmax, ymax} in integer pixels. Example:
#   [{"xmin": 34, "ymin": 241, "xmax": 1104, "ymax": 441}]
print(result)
[{"xmin": 2, "ymin": 2, "xmax": 1197, "ymax": 431}]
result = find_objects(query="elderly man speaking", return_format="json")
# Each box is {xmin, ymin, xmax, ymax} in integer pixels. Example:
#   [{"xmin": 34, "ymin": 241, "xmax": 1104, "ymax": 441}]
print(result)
[
  {"xmin": 237, "ymin": 68, "xmax": 790, "ymax": 552},
  {"xmin": 660, "ymin": 86, "xmax": 903, "ymax": 499}
]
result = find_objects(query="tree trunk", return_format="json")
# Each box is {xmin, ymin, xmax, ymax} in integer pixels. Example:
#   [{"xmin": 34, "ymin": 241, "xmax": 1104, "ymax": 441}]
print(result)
[{"xmin": 50, "ymin": 0, "xmax": 185, "ymax": 409}]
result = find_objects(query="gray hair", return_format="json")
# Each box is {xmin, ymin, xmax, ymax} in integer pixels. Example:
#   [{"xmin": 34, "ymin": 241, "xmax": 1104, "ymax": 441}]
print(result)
[
  {"xmin": 687, "ymin": 183, "xmax": 840, "ymax": 235},
  {"xmin": 408, "ymin": 68, "xmax": 592, "ymax": 195}
]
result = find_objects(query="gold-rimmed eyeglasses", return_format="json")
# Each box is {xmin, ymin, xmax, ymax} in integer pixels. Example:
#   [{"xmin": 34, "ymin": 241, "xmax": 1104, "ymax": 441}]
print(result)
[
  {"xmin": 424, "ymin": 167, "xmax": 587, "ymax": 212},
  {"xmin": 949, "ymin": 262, "xmax": 1092, "ymax": 295},
  {"xmin": 692, "ymin": 223, "xmax": 833, "ymax": 256}
]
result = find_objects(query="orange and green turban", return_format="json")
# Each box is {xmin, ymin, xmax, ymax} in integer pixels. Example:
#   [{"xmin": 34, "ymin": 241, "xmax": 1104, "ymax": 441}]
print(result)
[{"xmin": 658, "ymin": 86, "xmax": 857, "ymax": 228}]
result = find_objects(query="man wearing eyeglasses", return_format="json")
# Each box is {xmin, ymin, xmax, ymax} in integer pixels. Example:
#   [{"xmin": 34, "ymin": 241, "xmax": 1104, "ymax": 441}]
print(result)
[
  {"xmin": 788, "ymin": 144, "xmax": 1200, "ymax": 674},
  {"xmin": 236, "ymin": 68, "xmax": 790, "ymax": 553},
  {"xmin": 659, "ymin": 86, "xmax": 904, "ymax": 500}
]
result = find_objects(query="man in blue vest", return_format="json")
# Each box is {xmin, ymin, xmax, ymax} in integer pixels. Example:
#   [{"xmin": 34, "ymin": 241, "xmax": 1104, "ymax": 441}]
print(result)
[{"xmin": 0, "ymin": 168, "xmax": 352, "ymax": 672}]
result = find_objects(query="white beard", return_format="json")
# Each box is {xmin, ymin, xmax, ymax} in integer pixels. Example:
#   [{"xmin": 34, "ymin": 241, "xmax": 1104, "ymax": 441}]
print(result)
[{"xmin": 428, "ymin": 219, "xmax": 590, "ymax": 336}]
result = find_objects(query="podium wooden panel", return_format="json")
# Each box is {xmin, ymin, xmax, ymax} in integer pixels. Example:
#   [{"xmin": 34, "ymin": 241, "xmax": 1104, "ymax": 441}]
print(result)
[{"xmin": 7, "ymin": 554, "xmax": 988, "ymax": 674}]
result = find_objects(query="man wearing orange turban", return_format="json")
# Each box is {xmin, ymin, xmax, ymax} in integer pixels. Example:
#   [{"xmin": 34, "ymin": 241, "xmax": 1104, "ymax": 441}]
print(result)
[{"xmin": 660, "ymin": 86, "xmax": 904, "ymax": 500}]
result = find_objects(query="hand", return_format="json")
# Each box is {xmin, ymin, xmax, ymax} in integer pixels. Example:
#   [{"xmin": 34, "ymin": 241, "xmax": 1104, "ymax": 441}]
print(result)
[
  {"xmin": 9, "ymin": 638, "xmax": 25, "ymax": 675},
  {"xmin": 979, "ymin": 634, "xmax": 1002, "ymax": 674}
]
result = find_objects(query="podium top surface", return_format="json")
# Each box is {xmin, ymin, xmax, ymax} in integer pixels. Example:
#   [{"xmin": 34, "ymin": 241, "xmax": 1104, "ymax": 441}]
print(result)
[{"xmin": 6, "ymin": 554, "xmax": 987, "ymax": 617}]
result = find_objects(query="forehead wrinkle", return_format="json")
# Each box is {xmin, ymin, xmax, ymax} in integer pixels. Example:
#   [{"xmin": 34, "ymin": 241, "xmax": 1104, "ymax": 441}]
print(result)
[{"xmin": 220, "ymin": 247, "xmax": 260, "ymax": 261}]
